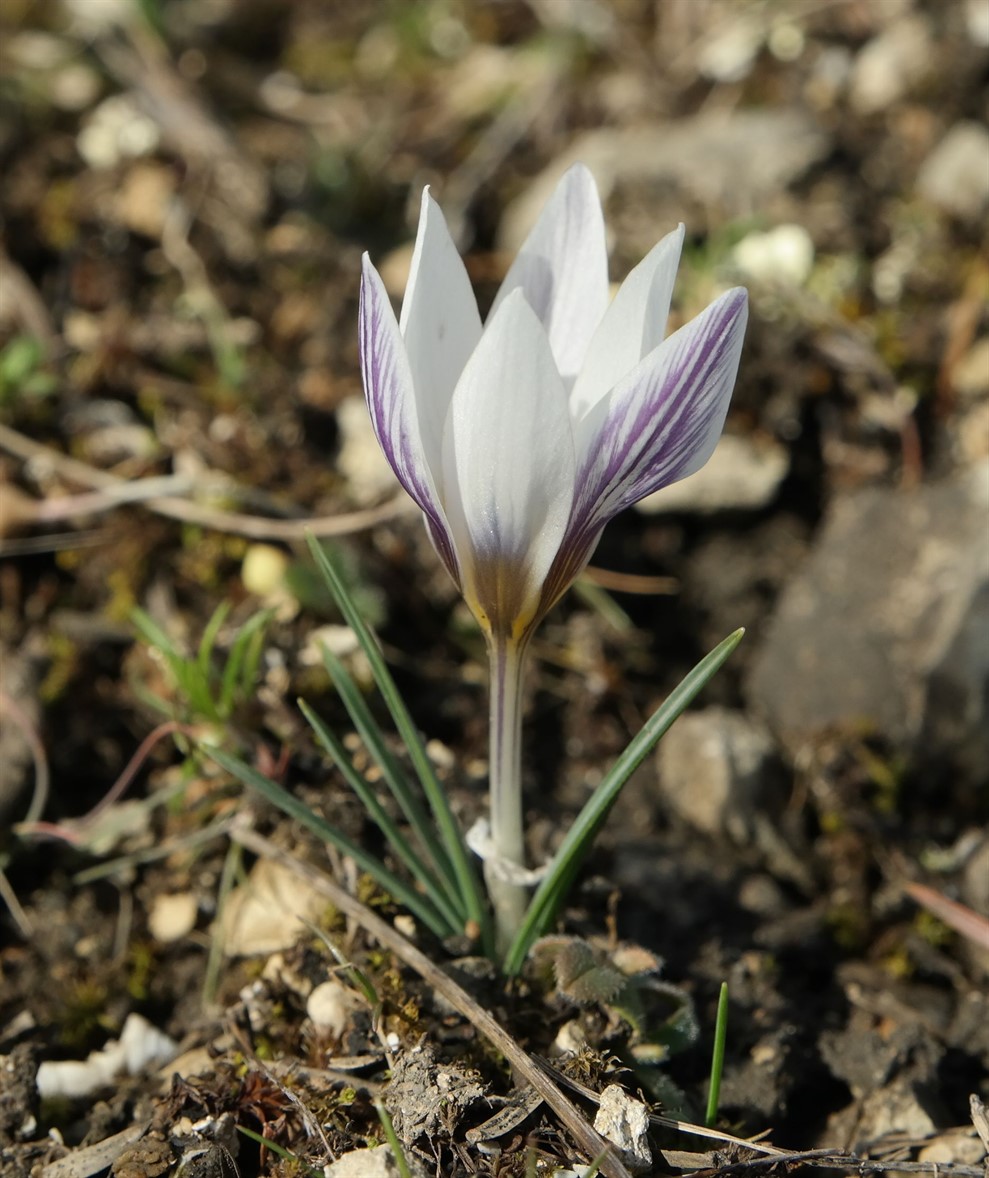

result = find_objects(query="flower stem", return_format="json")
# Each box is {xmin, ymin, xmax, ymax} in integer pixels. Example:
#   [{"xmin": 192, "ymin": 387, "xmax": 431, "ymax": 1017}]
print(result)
[{"xmin": 486, "ymin": 635, "xmax": 530, "ymax": 953}]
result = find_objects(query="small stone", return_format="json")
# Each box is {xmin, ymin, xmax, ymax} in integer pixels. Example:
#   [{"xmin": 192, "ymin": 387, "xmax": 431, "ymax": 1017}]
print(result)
[
  {"xmin": 306, "ymin": 979, "xmax": 363, "ymax": 1039},
  {"xmin": 917, "ymin": 121, "xmax": 989, "ymax": 224},
  {"xmin": 636, "ymin": 434, "xmax": 788, "ymax": 515},
  {"xmin": 849, "ymin": 15, "xmax": 931, "ymax": 114},
  {"xmin": 962, "ymin": 839, "xmax": 989, "ymax": 916},
  {"xmin": 116, "ymin": 163, "xmax": 175, "ymax": 239},
  {"xmin": 77, "ymin": 93, "xmax": 160, "ymax": 169},
  {"xmin": 593, "ymin": 1084, "xmax": 652, "ymax": 1173},
  {"xmin": 731, "ymin": 224, "xmax": 814, "ymax": 287},
  {"xmin": 148, "ymin": 892, "xmax": 198, "ymax": 944},
  {"xmin": 918, "ymin": 1132, "xmax": 987, "ymax": 1166},
  {"xmin": 952, "ymin": 337, "xmax": 989, "ymax": 400},
  {"xmin": 853, "ymin": 1080, "xmax": 937, "ymax": 1143},
  {"xmin": 218, "ymin": 859, "xmax": 328, "ymax": 957},
  {"xmin": 967, "ymin": 0, "xmax": 989, "ymax": 45},
  {"xmin": 324, "ymin": 1144, "xmax": 427, "ymax": 1178},
  {"xmin": 241, "ymin": 543, "xmax": 289, "ymax": 597},
  {"xmin": 36, "ymin": 1014, "xmax": 178, "ymax": 1100},
  {"xmin": 657, "ymin": 708, "xmax": 780, "ymax": 842},
  {"xmin": 697, "ymin": 15, "xmax": 762, "ymax": 82}
]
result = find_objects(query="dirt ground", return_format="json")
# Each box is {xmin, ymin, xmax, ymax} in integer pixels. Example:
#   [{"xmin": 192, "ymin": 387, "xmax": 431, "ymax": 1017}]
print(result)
[{"xmin": 1, "ymin": 1, "xmax": 988, "ymax": 1176}]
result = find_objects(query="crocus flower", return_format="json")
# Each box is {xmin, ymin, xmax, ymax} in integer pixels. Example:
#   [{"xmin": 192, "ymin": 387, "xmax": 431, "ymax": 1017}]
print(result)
[{"xmin": 359, "ymin": 163, "xmax": 747, "ymax": 946}]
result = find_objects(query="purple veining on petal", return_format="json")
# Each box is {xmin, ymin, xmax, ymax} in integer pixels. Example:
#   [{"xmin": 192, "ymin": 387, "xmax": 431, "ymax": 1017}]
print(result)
[
  {"xmin": 423, "ymin": 512, "xmax": 461, "ymax": 588},
  {"xmin": 540, "ymin": 287, "xmax": 748, "ymax": 610},
  {"xmin": 579, "ymin": 287, "xmax": 747, "ymax": 525},
  {"xmin": 359, "ymin": 258, "xmax": 459, "ymax": 582}
]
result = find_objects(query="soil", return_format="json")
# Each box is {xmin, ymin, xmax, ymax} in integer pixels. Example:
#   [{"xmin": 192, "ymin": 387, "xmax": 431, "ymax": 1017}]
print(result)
[{"xmin": 1, "ymin": 2, "xmax": 987, "ymax": 1177}]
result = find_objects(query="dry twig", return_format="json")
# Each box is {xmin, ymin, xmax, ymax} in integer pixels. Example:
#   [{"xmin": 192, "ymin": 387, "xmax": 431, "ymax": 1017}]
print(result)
[{"xmin": 229, "ymin": 824, "xmax": 634, "ymax": 1178}]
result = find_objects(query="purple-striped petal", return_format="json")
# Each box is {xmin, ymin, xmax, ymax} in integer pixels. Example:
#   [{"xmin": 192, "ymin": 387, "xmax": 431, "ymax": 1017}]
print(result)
[
  {"xmin": 573, "ymin": 286, "xmax": 749, "ymax": 533},
  {"xmin": 442, "ymin": 289, "xmax": 576, "ymax": 637},
  {"xmin": 538, "ymin": 286, "xmax": 748, "ymax": 607},
  {"xmin": 400, "ymin": 189, "xmax": 483, "ymax": 470},
  {"xmin": 489, "ymin": 164, "xmax": 609, "ymax": 385},
  {"xmin": 569, "ymin": 224, "xmax": 685, "ymax": 417},
  {"xmin": 359, "ymin": 254, "xmax": 459, "ymax": 582}
]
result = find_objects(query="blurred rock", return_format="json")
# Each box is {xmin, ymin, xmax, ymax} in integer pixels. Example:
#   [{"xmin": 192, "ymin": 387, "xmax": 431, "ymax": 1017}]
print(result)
[
  {"xmin": 116, "ymin": 162, "xmax": 175, "ymax": 239},
  {"xmin": 499, "ymin": 111, "xmax": 829, "ymax": 251},
  {"xmin": 0, "ymin": 644, "xmax": 41, "ymax": 825},
  {"xmin": 241, "ymin": 543, "xmax": 290, "ymax": 598},
  {"xmin": 148, "ymin": 892, "xmax": 198, "ymax": 944},
  {"xmin": 697, "ymin": 15, "xmax": 763, "ymax": 83},
  {"xmin": 748, "ymin": 462, "xmax": 989, "ymax": 784},
  {"xmin": 967, "ymin": 0, "xmax": 989, "ymax": 46},
  {"xmin": 77, "ymin": 93, "xmax": 160, "ymax": 169},
  {"xmin": 952, "ymin": 337, "xmax": 989, "ymax": 401},
  {"xmin": 636, "ymin": 433, "xmax": 788, "ymax": 514},
  {"xmin": 961, "ymin": 837, "xmax": 989, "ymax": 917},
  {"xmin": 918, "ymin": 1131, "xmax": 987, "ymax": 1166},
  {"xmin": 731, "ymin": 224, "xmax": 814, "ymax": 287},
  {"xmin": 656, "ymin": 707, "xmax": 780, "ymax": 843},
  {"xmin": 917, "ymin": 121, "xmax": 989, "ymax": 224},
  {"xmin": 849, "ymin": 15, "xmax": 932, "ymax": 114}
]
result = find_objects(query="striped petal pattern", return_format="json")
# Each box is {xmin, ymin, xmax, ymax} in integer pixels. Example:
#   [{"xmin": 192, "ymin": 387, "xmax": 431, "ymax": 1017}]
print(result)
[{"xmin": 359, "ymin": 164, "xmax": 748, "ymax": 642}]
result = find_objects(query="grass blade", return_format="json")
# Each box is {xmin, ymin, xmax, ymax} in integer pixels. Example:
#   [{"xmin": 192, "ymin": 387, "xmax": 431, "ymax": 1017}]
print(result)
[
  {"xmin": 504, "ymin": 629, "xmax": 745, "ymax": 975},
  {"xmin": 705, "ymin": 981, "xmax": 729, "ymax": 1127},
  {"xmin": 306, "ymin": 535, "xmax": 490, "ymax": 951},
  {"xmin": 375, "ymin": 1101, "xmax": 414, "ymax": 1178},
  {"xmin": 219, "ymin": 609, "xmax": 271, "ymax": 717},
  {"xmin": 204, "ymin": 745, "xmax": 455, "ymax": 941},
  {"xmin": 197, "ymin": 601, "xmax": 230, "ymax": 682},
  {"xmin": 299, "ymin": 698, "xmax": 466, "ymax": 934},
  {"xmin": 316, "ymin": 641, "xmax": 463, "ymax": 913}
]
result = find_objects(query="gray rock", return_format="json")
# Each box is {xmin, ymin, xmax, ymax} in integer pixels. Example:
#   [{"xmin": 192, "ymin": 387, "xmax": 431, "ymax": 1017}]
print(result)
[
  {"xmin": 917, "ymin": 121, "xmax": 989, "ymax": 224},
  {"xmin": 656, "ymin": 707, "xmax": 780, "ymax": 842},
  {"xmin": 748, "ymin": 462, "xmax": 989, "ymax": 784},
  {"xmin": 499, "ymin": 110, "xmax": 829, "ymax": 252}
]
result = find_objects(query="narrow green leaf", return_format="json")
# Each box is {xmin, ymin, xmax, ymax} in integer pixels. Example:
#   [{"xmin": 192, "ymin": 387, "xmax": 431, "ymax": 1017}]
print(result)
[
  {"xmin": 375, "ymin": 1101, "xmax": 413, "ymax": 1178},
  {"xmin": 705, "ymin": 981, "xmax": 730, "ymax": 1127},
  {"xmin": 504, "ymin": 629, "xmax": 745, "ymax": 975},
  {"xmin": 317, "ymin": 642, "xmax": 463, "ymax": 913},
  {"xmin": 219, "ymin": 609, "xmax": 271, "ymax": 717},
  {"xmin": 299, "ymin": 699, "xmax": 466, "ymax": 934},
  {"xmin": 197, "ymin": 601, "xmax": 231, "ymax": 682},
  {"xmin": 204, "ymin": 746, "xmax": 455, "ymax": 941},
  {"xmin": 306, "ymin": 535, "xmax": 490, "ymax": 952}
]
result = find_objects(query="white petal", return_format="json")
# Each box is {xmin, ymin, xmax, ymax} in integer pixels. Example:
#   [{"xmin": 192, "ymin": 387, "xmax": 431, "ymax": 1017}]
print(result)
[
  {"xmin": 400, "ymin": 189, "xmax": 483, "ymax": 468},
  {"xmin": 359, "ymin": 255, "xmax": 459, "ymax": 580},
  {"xmin": 442, "ymin": 290, "xmax": 576, "ymax": 630},
  {"xmin": 489, "ymin": 164, "xmax": 609, "ymax": 385},
  {"xmin": 572, "ymin": 287, "xmax": 749, "ymax": 533},
  {"xmin": 570, "ymin": 224, "xmax": 685, "ymax": 417}
]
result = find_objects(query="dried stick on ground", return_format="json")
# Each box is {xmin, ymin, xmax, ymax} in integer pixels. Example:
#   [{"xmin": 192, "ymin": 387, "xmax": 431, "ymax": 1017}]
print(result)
[
  {"xmin": 0, "ymin": 422, "xmax": 409, "ymax": 542},
  {"xmin": 230, "ymin": 823, "xmax": 633, "ymax": 1178}
]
